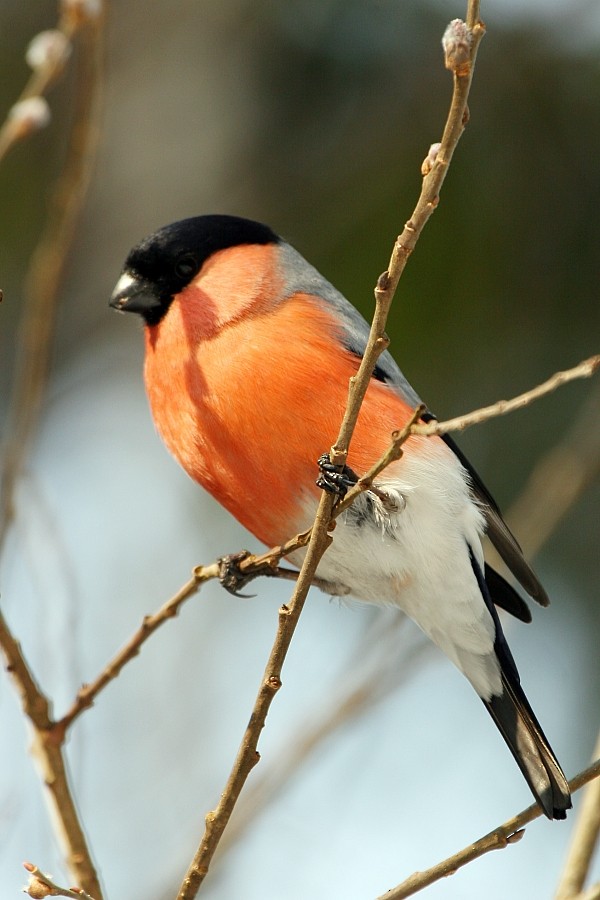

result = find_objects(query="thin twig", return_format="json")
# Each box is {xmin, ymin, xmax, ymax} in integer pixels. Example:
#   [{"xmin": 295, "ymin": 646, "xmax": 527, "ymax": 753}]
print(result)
[
  {"xmin": 176, "ymin": 6, "xmax": 486, "ymax": 897},
  {"xmin": 0, "ymin": 610, "xmax": 102, "ymax": 898},
  {"xmin": 555, "ymin": 733, "xmax": 600, "ymax": 900},
  {"xmin": 0, "ymin": 8, "xmax": 104, "ymax": 556},
  {"xmin": 504, "ymin": 380, "xmax": 600, "ymax": 561},
  {"xmin": 177, "ymin": 497, "xmax": 337, "ymax": 899},
  {"xmin": 0, "ymin": 19, "xmax": 75, "ymax": 163},
  {"xmin": 54, "ymin": 348, "xmax": 600, "ymax": 740},
  {"xmin": 0, "ymin": 8, "xmax": 104, "ymax": 896},
  {"xmin": 215, "ymin": 620, "xmax": 434, "ymax": 862},
  {"xmin": 53, "ymin": 559, "xmax": 344, "ymax": 735},
  {"xmin": 53, "ymin": 566, "xmax": 218, "ymax": 738},
  {"xmin": 412, "ymin": 355, "xmax": 600, "ymax": 439},
  {"xmin": 23, "ymin": 861, "xmax": 97, "ymax": 900},
  {"xmin": 212, "ymin": 361, "xmax": 600, "ymax": 865},
  {"xmin": 376, "ymin": 759, "xmax": 600, "ymax": 900}
]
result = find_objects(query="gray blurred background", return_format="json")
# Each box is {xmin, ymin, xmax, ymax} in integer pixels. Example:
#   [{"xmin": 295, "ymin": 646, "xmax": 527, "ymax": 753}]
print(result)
[{"xmin": 1, "ymin": 1, "xmax": 599, "ymax": 898}]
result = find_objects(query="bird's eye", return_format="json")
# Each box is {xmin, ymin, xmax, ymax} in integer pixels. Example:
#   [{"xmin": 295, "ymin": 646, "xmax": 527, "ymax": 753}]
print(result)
[{"xmin": 174, "ymin": 254, "xmax": 198, "ymax": 281}]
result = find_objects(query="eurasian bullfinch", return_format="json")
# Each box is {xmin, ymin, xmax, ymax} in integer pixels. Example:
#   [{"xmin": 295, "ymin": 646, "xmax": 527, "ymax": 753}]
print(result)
[{"xmin": 110, "ymin": 214, "xmax": 571, "ymax": 820}]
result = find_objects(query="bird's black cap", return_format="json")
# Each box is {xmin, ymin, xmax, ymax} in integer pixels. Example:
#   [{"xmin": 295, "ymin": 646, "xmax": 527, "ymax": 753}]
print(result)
[{"xmin": 110, "ymin": 215, "xmax": 279, "ymax": 326}]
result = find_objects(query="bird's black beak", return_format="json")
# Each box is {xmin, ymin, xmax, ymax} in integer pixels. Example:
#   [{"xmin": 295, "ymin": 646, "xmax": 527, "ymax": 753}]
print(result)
[{"xmin": 109, "ymin": 272, "xmax": 163, "ymax": 317}]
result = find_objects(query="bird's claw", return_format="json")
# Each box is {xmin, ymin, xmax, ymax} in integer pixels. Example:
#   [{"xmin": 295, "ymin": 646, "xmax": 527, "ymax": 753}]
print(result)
[
  {"xmin": 316, "ymin": 453, "xmax": 358, "ymax": 498},
  {"xmin": 218, "ymin": 550, "xmax": 257, "ymax": 597}
]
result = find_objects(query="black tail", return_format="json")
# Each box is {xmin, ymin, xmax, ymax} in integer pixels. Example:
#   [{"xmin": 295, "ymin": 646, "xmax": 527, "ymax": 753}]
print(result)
[
  {"xmin": 484, "ymin": 674, "xmax": 571, "ymax": 819},
  {"xmin": 469, "ymin": 549, "xmax": 571, "ymax": 819}
]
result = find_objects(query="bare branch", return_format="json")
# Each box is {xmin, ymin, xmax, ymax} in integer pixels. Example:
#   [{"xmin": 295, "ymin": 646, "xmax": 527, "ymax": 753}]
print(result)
[
  {"xmin": 375, "ymin": 759, "xmax": 600, "ymax": 900},
  {"xmin": 215, "ymin": 619, "xmax": 434, "ymax": 862},
  {"xmin": 53, "ymin": 348, "xmax": 599, "ymax": 746},
  {"xmin": 0, "ymin": 8, "xmax": 104, "ymax": 556},
  {"xmin": 176, "ymin": 5, "xmax": 486, "ymax": 897},
  {"xmin": 555, "ymin": 733, "xmax": 600, "ymax": 900},
  {"xmin": 504, "ymin": 380, "xmax": 600, "ymax": 561},
  {"xmin": 23, "ymin": 861, "xmax": 97, "ymax": 899},
  {"xmin": 53, "ymin": 565, "xmax": 218, "ymax": 737},
  {"xmin": 414, "ymin": 355, "xmax": 600, "ymax": 439},
  {"xmin": 0, "ymin": 7, "xmax": 105, "ymax": 895},
  {"xmin": 0, "ymin": 610, "xmax": 103, "ymax": 898}
]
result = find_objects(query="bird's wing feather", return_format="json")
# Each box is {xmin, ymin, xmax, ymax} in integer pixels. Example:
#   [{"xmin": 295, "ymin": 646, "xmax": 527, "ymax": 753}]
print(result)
[
  {"xmin": 483, "ymin": 563, "xmax": 532, "ymax": 623},
  {"xmin": 279, "ymin": 240, "xmax": 546, "ymax": 612},
  {"xmin": 441, "ymin": 432, "xmax": 549, "ymax": 608}
]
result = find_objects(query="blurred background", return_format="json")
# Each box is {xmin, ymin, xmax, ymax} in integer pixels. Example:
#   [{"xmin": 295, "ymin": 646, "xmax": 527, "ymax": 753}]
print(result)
[{"xmin": 1, "ymin": 1, "xmax": 599, "ymax": 898}]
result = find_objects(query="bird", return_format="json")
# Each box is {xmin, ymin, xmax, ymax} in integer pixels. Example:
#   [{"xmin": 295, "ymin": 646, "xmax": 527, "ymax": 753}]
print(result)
[{"xmin": 110, "ymin": 214, "xmax": 571, "ymax": 819}]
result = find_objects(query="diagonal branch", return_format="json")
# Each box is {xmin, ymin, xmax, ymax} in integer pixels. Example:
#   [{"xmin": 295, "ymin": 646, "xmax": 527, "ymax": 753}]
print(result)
[
  {"xmin": 214, "ymin": 620, "xmax": 434, "ymax": 863},
  {"xmin": 176, "ymin": 5, "xmax": 486, "ymax": 897},
  {"xmin": 23, "ymin": 861, "xmax": 97, "ymax": 900},
  {"xmin": 0, "ymin": 7, "xmax": 105, "ymax": 896},
  {"xmin": 54, "ymin": 350, "xmax": 599, "ymax": 738},
  {"xmin": 53, "ymin": 567, "xmax": 217, "ymax": 739},
  {"xmin": 0, "ymin": 6, "xmax": 104, "ymax": 557},
  {"xmin": 555, "ymin": 732, "xmax": 600, "ymax": 900},
  {"xmin": 0, "ymin": 609, "xmax": 103, "ymax": 898},
  {"xmin": 504, "ymin": 379, "xmax": 600, "ymax": 561},
  {"xmin": 376, "ymin": 758, "xmax": 600, "ymax": 900},
  {"xmin": 413, "ymin": 355, "xmax": 600, "ymax": 438}
]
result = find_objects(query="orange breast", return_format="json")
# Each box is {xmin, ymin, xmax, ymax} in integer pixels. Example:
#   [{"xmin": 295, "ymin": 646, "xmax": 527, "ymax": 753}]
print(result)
[{"xmin": 144, "ymin": 291, "xmax": 418, "ymax": 547}]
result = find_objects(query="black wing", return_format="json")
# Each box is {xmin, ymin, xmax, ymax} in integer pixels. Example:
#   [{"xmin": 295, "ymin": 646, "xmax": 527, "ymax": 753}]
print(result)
[{"xmin": 442, "ymin": 431, "xmax": 549, "ymax": 609}]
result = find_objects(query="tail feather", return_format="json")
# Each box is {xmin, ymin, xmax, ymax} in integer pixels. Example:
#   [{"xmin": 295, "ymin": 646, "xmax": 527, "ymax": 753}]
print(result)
[
  {"xmin": 469, "ymin": 548, "xmax": 571, "ymax": 819},
  {"xmin": 484, "ymin": 674, "xmax": 571, "ymax": 819}
]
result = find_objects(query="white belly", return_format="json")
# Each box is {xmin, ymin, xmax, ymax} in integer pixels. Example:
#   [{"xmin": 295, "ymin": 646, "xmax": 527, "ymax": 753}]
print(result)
[{"xmin": 291, "ymin": 440, "xmax": 503, "ymax": 700}]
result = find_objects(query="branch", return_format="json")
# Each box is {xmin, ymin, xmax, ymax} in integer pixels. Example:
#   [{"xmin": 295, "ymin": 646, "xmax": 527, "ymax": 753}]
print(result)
[
  {"xmin": 36, "ymin": 346, "xmax": 595, "ymax": 893},
  {"xmin": 23, "ymin": 862, "xmax": 97, "ymax": 900},
  {"xmin": 176, "ymin": 5, "xmax": 486, "ymax": 897},
  {"xmin": 412, "ymin": 355, "xmax": 600, "ymax": 439},
  {"xmin": 503, "ymin": 379, "xmax": 600, "ymax": 561},
  {"xmin": 555, "ymin": 733, "xmax": 600, "ymax": 900},
  {"xmin": 53, "ymin": 566, "xmax": 218, "ymax": 738},
  {"xmin": 0, "ymin": 6, "xmax": 105, "ymax": 894},
  {"xmin": 330, "ymin": 17, "xmax": 485, "ymax": 466},
  {"xmin": 376, "ymin": 758, "xmax": 600, "ymax": 900},
  {"xmin": 0, "ymin": 3, "xmax": 104, "ymax": 556},
  {"xmin": 54, "ymin": 348, "xmax": 600, "ymax": 741},
  {"xmin": 215, "ymin": 620, "xmax": 434, "ymax": 862},
  {"xmin": 213, "ymin": 360, "xmax": 600, "ymax": 865},
  {"xmin": 177, "ymin": 506, "xmax": 337, "ymax": 899},
  {"xmin": 0, "ymin": 610, "xmax": 103, "ymax": 898}
]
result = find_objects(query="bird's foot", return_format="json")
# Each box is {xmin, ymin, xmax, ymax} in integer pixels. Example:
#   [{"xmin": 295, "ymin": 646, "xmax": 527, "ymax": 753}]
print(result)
[
  {"xmin": 316, "ymin": 453, "xmax": 359, "ymax": 498},
  {"xmin": 218, "ymin": 550, "xmax": 257, "ymax": 597}
]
